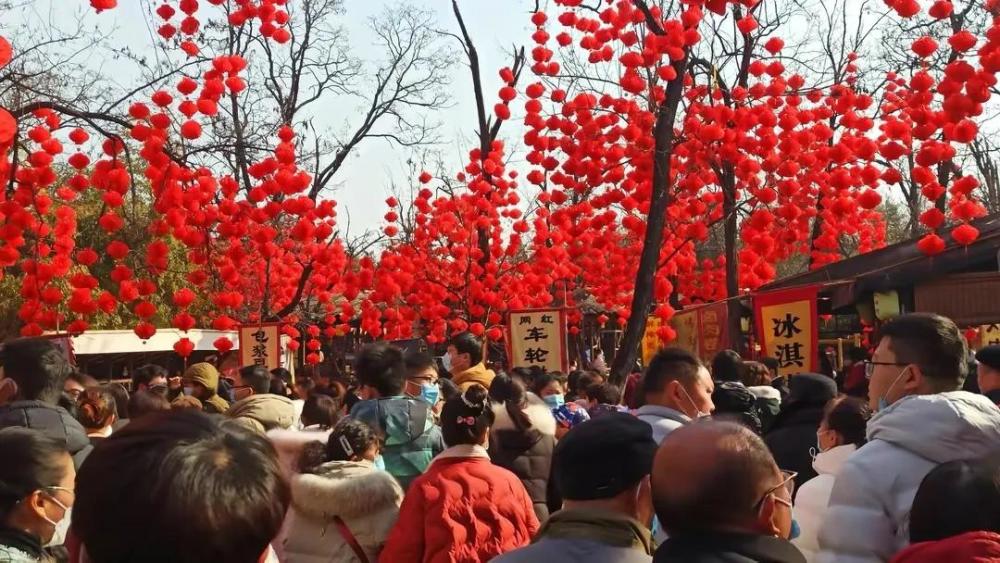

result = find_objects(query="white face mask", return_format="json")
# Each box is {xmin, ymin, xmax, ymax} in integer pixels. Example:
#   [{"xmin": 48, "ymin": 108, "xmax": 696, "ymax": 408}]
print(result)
[
  {"xmin": 441, "ymin": 354, "xmax": 452, "ymax": 373},
  {"xmin": 681, "ymin": 386, "xmax": 710, "ymax": 419},
  {"xmin": 40, "ymin": 490, "xmax": 72, "ymax": 547}
]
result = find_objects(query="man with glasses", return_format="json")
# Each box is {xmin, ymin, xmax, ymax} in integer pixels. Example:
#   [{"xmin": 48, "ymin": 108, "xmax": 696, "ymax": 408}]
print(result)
[
  {"xmin": 818, "ymin": 313, "xmax": 1000, "ymax": 563},
  {"xmin": 651, "ymin": 421, "xmax": 805, "ymax": 562}
]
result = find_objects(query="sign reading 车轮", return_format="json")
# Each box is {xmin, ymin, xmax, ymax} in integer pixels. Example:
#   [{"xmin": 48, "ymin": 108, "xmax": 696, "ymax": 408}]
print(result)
[{"xmin": 508, "ymin": 309, "xmax": 567, "ymax": 373}]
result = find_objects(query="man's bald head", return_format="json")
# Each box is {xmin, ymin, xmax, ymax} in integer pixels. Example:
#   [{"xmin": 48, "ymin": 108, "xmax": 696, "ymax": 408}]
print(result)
[{"xmin": 652, "ymin": 420, "xmax": 780, "ymax": 536}]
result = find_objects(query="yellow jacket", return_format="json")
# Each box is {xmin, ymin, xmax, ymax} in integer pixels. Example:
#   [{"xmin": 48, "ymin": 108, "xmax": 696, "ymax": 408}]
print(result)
[{"xmin": 453, "ymin": 362, "xmax": 496, "ymax": 391}]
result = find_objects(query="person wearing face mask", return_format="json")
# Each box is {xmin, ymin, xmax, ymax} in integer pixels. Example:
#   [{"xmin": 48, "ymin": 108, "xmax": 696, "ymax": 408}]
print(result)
[
  {"xmin": 494, "ymin": 412, "xmax": 658, "ymax": 563},
  {"xmin": 349, "ymin": 343, "xmax": 445, "ymax": 490},
  {"xmin": 225, "ymin": 365, "xmax": 296, "ymax": 435},
  {"xmin": 379, "ymin": 384, "xmax": 538, "ymax": 563},
  {"xmin": 791, "ymin": 397, "xmax": 870, "ymax": 562},
  {"xmin": 818, "ymin": 313, "xmax": 1000, "ymax": 563},
  {"xmin": 764, "ymin": 374, "xmax": 838, "ymax": 492},
  {"xmin": 533, "ymin": 372, "xmax": 589, "ymax": 438},
  {"xmin": 636, "ymin": 347, "xmax": 714, "ymax": 445},
  {"xmin": 488, "ymin": 372, "xmax": 557, "ymax": 523},
  {"xmin": 0, "ymin": 427, "xmax": 75, "ymax": 563},
  {"xmin": 652, "ymin": 421, "xmax": 806, "ymax": 563},
  {"xmin": 283, "ymin": 418, "xmax": 403, "ymax": 563},
  {"xmin": 444, "ymin": 332, "xmax": 496, "ymax": 391},
  {"xmin": 402, "ymin": 350, "xmax": 442, "ymax": 410},
  {"xmin": 182, "ymin": 362, "xmax": 230, "ymax": 414}
]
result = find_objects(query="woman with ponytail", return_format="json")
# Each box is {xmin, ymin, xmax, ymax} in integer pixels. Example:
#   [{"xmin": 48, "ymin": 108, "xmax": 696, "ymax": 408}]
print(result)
[
  {"xmin": 283, "ymin": 418, "xmax": 403, "ymax": 563},
  {"xmin": 488, "ymin": 372, "xmax": 557, "ymax": 522},
  {"xmin": 76, "ymin": 388, "xmax": 117, "ymax": 445},
  {"xmin": 379, "ymin": 384, "xmax": 539, "ymax": 563}
]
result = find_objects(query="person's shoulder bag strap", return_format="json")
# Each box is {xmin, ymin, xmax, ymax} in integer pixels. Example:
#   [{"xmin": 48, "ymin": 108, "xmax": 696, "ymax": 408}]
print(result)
[{"xmin": 332, "ymin": 516, "xmax": 370, "ymax": 563}]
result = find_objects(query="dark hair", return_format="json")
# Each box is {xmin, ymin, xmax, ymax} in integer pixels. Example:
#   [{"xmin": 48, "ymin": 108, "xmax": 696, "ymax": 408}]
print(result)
[
  {"xmin": 511, "ymin": 366, "xmax": 542, "ymax": 389},
  {"xmin": 0, "ymin": 427, "xmax": 69, "ymax": 522},
  {"xmin": 404, "ymin": 349, "xmax": 437, "ymax": 379},
  {"xmin": 879, "ymin": 313, "xmax": 968, "ymax": 391},
  {"xmin": 128, "ymin": 390, "xmax": 171, "ymax": 420},
  {"xmin": 441, "ymin": 384, "xmax": 495, "ymax": 446},
  {"xmin": 77, "ymin": 388, "xmax": 117, "ymax": 430},
  {"xmin": 653, "ymin": 421, "xmax": 777, "ymax": 535},
  {"xmin": 354, "ymin": 343, "xmax": 405, "ymax": 397},
  {"xmin": 489, "ymin": 372, "xmax": 533, "ymax": 431},
  {"xmin": 2, "ymin": 338, "xmax": 71, "ymax": 403},
  {"xmin": 587, "ymin": 383, "xmax": 621, "ymax": 405},
  {"xmin": 293, "ymin": 376, "xmax": 315, "ymax": 399},
  {"xmin": 132, "ymin": 364, "xmax": 168, "ymax": 390},
  {"xmin": 73, "ymin": 410, "xmax": 289, "ymax": 563},
  {"xmin": 58, "ymin": 392, "xmax": 79, "ymax": 419},
  {"xmin": 761, "ymin": 357, "xmax": 779, "ymax": 374},
  {"xmin": 643, "ymin": 347, "xmax": 703, "ymax": 397},
  {"xmin": 575, "ymin": 371, "xmax": 605, "ymax": 399},
  {"xmin": 450, "ymin": 332, "xmax": 483, "ymax": 366},
  {"xmin": 300, "ymin": 418, "xmax": 381, "ymax": 472},
  {"xmin": 67, "ymin": 371, "xmax": 98, "ymax": 388},
  {"xmin": 846, "ymin": 346, "xmax": 868, "ymax": 363},
  {"xmin": 910, "ymin": 455, "xmax": 1000, "ymax": 543},
  {"xmin": 437, "ymin": 377, "xmax": 461, "ymax": 402},
  {"xmin": 239, "ymin": 365, "xmax": 272, "ymax": 395},
  {"xmin": 712, "ymin": 350, "xmax": 744, "ymax": 382},
  {"xmin": 301, "ymin": 394, "xmax": 340, "ymax": 429},
  {"xmin": 104, "ymin": 382, "xmax": 130, "ymax": 420},
  {"xmin": 823, "ymin": 396, "xmax": 869, "ymax": 448},
  {"xmin": 270, "ymin": 367, "xmax": 292, "ymax": 385},
  {"xmin": 269, "ymin": 376, "xmax": 288, "ymax": 397},
  {"xmin": 741, "ymin": 361, "xmax": 770, "ymax": 387}
]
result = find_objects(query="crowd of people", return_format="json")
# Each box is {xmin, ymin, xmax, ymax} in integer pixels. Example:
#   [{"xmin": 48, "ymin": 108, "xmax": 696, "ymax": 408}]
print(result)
[{"xmin": 1, "ymin": 312, "xmax": 1000, "ymax": 562}]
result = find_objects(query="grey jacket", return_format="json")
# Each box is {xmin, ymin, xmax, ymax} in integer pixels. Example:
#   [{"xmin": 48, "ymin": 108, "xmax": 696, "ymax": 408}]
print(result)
[
  {"xmin": 817, "ymin": 391, "xmax": 1000, "ymax": 563},
  {"xmin": 492, "ymin": 508, "xmax": 652, "ymax": 563},
  {"xmin": 636, "ymin": 404, "xmax": 690, "ymax": 444}
]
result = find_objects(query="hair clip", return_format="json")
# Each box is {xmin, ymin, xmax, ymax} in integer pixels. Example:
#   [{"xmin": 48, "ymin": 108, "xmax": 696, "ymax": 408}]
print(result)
[
  {"xmin": 456, "ymin": 416, "xmax": 476, "ymax": 425},
  {"xmin": 338, "ymin": 435, "xmax": 354, "ymax": 457}
]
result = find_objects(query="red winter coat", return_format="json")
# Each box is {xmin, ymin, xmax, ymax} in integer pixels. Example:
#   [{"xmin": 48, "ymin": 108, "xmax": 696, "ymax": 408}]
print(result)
[
  {"xmin": 378, "ymin": 446, "xmax": 539, "ymax": 563},
  {"xmin": 890, "ymin": 531, "xmax": 1000, "ymax": 563}
]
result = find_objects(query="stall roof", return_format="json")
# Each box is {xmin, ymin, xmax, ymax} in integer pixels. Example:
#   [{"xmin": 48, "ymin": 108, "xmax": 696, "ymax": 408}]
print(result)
[
  {"xmin": 54, "ymin": 329, "xmax": 238, "ymax": 355},
  {"xmin": 761, "ymin": 213, "xmax": 1000, "ymax": 302}
]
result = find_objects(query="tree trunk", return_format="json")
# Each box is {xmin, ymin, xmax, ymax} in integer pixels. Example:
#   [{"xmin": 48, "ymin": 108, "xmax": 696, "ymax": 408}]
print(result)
[
  {"xmin": 609, "ymin": 55, "xmax": 689, "ymax": 384},
  {"xmin": 721, "ymin": 163, "xmax": 745, "ymax": 354}
]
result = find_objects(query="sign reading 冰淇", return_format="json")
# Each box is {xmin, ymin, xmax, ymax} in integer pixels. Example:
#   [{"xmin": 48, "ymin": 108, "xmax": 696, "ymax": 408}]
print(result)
[
  {"xmin": 239, "ymin": 323, "xmax": 281, "ymax": 371},
  {"xmin": 508, "ymin": 309, "xmax": 567, "ymax": 373},
  {"xmin": 754, "ymin": 287, "xmax": 819, "ymax": 377}
]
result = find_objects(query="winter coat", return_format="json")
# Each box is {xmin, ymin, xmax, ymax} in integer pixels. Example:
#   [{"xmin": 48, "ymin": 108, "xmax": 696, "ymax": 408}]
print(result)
[
  {"xmin": 654, "ymin": 531, "xmax": 806, "ymax": 563},
  {"xmin": 349, "ymin": 397, "xmax": 445, "ymax": 490},
  {"xmin": 635, "ymin": 404, "xmax": 690, "ymax": 444},
  {"xmin": 0, "ymin": 401, "xmax": 92, "ymax": 469},
  {"xmin": 711, "ymin": 382, "xmax": 763, "ymax": 435},
  {"xmin": 452, "ymin": 363, "xmax": 496, "ymax": 392},
  {"xmin": 748, "ymin": 385, "xmax": 782, "ymax": 433},
  {"xmin": 493, "ymin": 508, "xmax": 654, "ymax": 563},
  {"xmin": 889, "ymin": 531, "xmax": 1000, "ymax": 563},
  {"xmin": 226, "ymin": 393, "xmax": 296, "ymax": 434},
  {"xmin": 817, "ymin": 392, "xmax": 1000, "ymax": 563},
  {"xmin": 378, "ymin": 445, "xmax": 539, "ymax": 563},
  {"xmin": 283, "ymin": 460, "xmax": 403, "ymax": 563},
  {"xmin": 765, "ymin": 374, "xmax": 838, "ymax": 492},
  {"xmin": 488, "ymin": 393, "xmax": 557, "ymax": 522},
  {"xmin": 185, "ymin": 362, "xmax": 229, "ymax": 414},
  {"xmin": 0, "ymin": 527, "xmax": 50, "ymax": 563},
  {"xmin": 792, "ymin": 444, "xmax": 857, "ymax": 562}
]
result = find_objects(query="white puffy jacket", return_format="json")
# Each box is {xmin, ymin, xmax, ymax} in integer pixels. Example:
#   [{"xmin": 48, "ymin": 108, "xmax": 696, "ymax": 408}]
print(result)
[
  {"xmin": 792, "ymin": 443, "xmax": 856, "ymax": 562},
  {"xmin": 817, "ymin": 392, "xmax": 1000, "ymax": 563}
]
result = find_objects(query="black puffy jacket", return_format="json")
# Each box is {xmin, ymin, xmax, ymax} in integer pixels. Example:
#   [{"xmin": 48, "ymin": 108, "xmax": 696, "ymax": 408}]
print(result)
[
  {"xmin": 763, "ymin": 373, "xmax": 838, "ymax": 492},
  {"xmin": 489, "ymin": 394, "xmax": 557, "ymax": 523},
  {"xmin": 0, "ymin": 400, "xmax": 93, "ymax": 468}
]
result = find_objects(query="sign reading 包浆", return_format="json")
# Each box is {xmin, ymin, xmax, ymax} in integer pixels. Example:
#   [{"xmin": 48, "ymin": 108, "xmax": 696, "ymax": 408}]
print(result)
[
  {"xmin": 981, "ymin": 324, "xmax": 1000, "ymax": 348},
  {"xmin": 508, "ymin": 309, "xmax": 567, "ymax": 373},
  {"xmin": 754, "ymin": 286, "xmax": 819, "ymax": 377},
  {"xmin": 239, "ymin": 323, "xmax": 282, "ymax": 371}
]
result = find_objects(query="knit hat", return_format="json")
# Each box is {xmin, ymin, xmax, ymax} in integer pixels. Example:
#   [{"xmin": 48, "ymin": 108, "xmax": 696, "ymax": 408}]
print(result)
[{"xmin": 553, "ymin": 412, "xmax": 657, "ymax": 500}]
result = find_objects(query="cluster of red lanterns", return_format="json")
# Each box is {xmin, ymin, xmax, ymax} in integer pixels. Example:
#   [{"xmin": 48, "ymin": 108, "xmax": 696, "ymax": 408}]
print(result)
[{"xmin": 0, "ymin": 0, "xmax": 994, "ymax": 353}]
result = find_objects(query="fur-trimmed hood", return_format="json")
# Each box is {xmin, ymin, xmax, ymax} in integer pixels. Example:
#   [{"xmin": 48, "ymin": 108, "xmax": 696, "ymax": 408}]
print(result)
[
  {"xmin": 492, "ymin": 392, "xmax": 557, "ymax": 436},
  {"xmin": 291, "ymin": 460, "xmax": 403, "ymax": 521}
]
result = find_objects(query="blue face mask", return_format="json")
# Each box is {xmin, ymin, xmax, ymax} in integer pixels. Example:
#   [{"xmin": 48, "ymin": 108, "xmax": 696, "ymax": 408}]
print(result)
[
  {"xmin": 789, "ymin": 518, "xmax": 801, "ymax": 540},
  {"xmin": 373, "ymin": 454, "xmax": 386, "ymax": 472},
  {"xmin": 878, "ymin": 366, "xmax": 909, "ymax": 412},
  {"xmin": 420, "ymin": 382, "xmax": 440, "ymax": 406},
  {"xmin": 542, "ymin": 394, "xmax": 565, "ymax": 409}
]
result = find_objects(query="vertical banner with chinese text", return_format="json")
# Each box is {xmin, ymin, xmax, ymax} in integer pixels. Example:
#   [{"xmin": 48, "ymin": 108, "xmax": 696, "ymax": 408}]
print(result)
[
  {"xmin": 641, "ymin": 316, "xmax": 663, "ymax": 365},
  {"xmin": 697, "ymin": 301, "xmax": 728, "ymax": 364},
  {"xmin": 981, "ymin": 324, "xmax": 1000, "ymax": 349},
  {"xmin": 754, "ymin": 287, "xmax": 819, "ymax": 377},
  {"xmin": 671, "ymin": 310, "xmax": 699, "ymax": 356},
  {"xmin": 239, "ymin": 323, "xmax": 282, "ymax": 371},
  {"xmin": 508, "ymin": 309, "xmax": 567, "ymax": 373}
]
